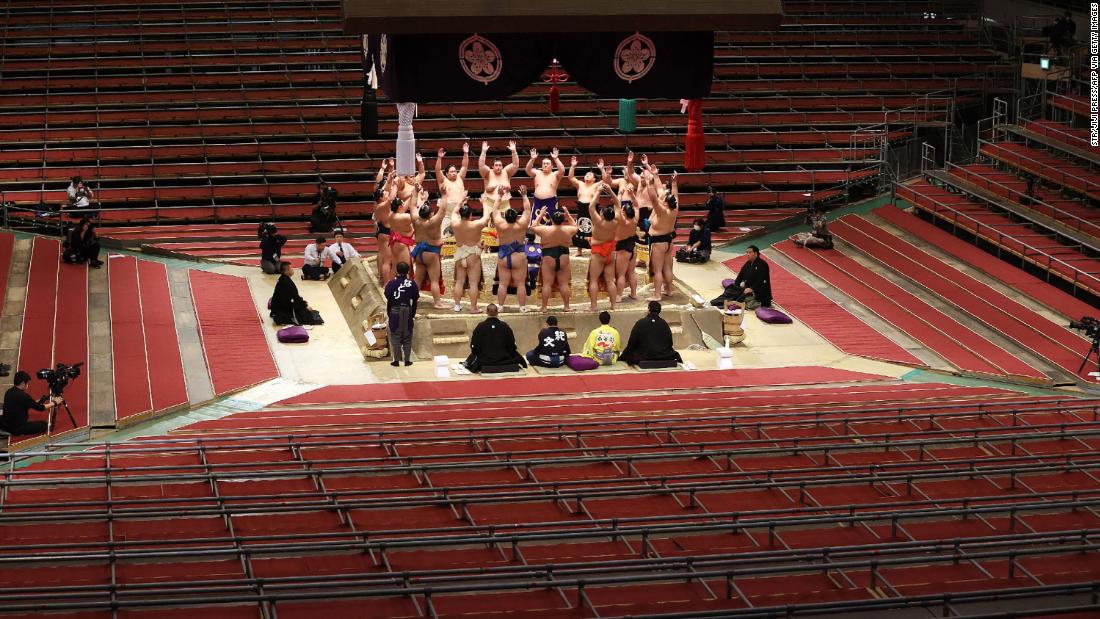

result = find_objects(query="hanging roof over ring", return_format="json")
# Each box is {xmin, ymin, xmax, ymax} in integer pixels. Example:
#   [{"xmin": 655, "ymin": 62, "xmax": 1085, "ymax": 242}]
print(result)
[{"xmin": 342, "ymin": 0, "xmax": 783, "ymax": 34}]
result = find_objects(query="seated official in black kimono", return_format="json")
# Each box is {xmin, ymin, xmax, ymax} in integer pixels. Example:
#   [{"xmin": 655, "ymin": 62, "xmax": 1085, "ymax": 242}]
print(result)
[
  {"xmin": 270, "ymin": 262, "xmax": 322, "ymax": 326},
  {"xmin": 463, "ymin": 304, "xmax": 527, "ymax": 373},
  {"xmin": 620, "ymin": 301, "xmax": 683, "ymax": 368},
  {"xmin": 726, "ymin": 244, "xmax": 772, "ymax": 308}
]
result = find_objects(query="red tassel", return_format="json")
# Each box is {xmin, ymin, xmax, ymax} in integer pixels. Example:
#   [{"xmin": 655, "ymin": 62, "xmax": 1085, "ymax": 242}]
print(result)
[
  {"xmin": 684, "ymin": 99, "xmax": 704, "ymax": 172},
  {"xmin": 549, "ymin": 83, "xmax": 560, "ymax": 113}
]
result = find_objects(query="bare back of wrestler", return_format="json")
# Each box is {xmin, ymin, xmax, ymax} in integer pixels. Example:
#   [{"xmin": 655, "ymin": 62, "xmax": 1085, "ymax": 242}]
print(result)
[
  {"xmin": 375, "ymin": 177, "xmax": 418, "ymax": 280},
  {"xmin": 451, "ymin": 192, "xmax": 492, "ymax": 313},
  {"xmin": 587, "ymin": 182, "xmax": 621, "ymax": 311},
  {"xmin": 411, "ymin": 194, "xmax": 453, "ymax": 310},
  {"xmin": 614, "ymin": 185, "xmax": 641, "ymax": 301},
  {"xmin": 490, "ymin": 185, "xmax": 532, "ymax": 312},
  {"xmin": 531, "ymin": 206, "xmax": 578, "ymax": 312},
  {"xmin": 373, "ymin": 158, "xmax": 396, "ymax": 284},
  {"xmin": 645, "ymin": 169, "xmax": 681, "ymax": 301}
]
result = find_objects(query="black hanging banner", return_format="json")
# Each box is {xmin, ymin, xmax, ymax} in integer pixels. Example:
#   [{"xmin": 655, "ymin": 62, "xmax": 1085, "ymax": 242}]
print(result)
[
  {"xmin": 378, "ymin": 33, "xmax": 553, "ymax": 103},
  {"xmin": 366, "ymin": 31, "xmax": 714, "ymax": 103},
  {"xmin": 360, "ymin": 34, "xmax": 379, "ymax": 139},
  {"xmin": 554, "ymin": 31, "xmax": 714, "ymax": 100}
]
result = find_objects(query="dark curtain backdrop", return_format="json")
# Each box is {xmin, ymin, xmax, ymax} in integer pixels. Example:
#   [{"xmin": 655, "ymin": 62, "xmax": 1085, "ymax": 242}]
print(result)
[
  {"xmin": 363, "ymin": 31, "xmax": 713, "ymax": 103},
  {"xmin": 555, "ymin": 32, "xmax": 713, "ymax": 100}
]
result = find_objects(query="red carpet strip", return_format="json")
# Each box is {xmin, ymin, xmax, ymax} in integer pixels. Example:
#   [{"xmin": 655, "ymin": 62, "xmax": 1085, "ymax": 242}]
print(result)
[
  {"xmin": 774, "ymin": 240, "xmax": 1048, "ymax": 382},
  {"xmin": 724, "ymin": 255, "xmax": 923, "ymax": 366},
  {"xmin": 874, "ymin": 205, "xmax": 1097, "ymax": 320},
  {"xmin": 137, "ymin": 260, "xmax": 188, "ymax": 413},
  {"xmin": 188, "ymin": 270, "xmax": 278, "ymax": 396},
  {"xmin": 52, "ymin": 247, "xmax": 89, "ymax": 433},
  {"xmin": 13, "ymin": 238, "xmax": 89, "ymax": 444},
  {"xmin": 833, "ymin": 215, "xmax": 1087, "ymax": 377},
  {"xmin": 273, "ymin": 366, "xmax": 890, "ymax": 407},
  {"xmin": 17, "ymin": 238, "xmax": 60, "ymax": 384},
  {"xmin": 109, "ymin": 257, "xmax": 153, "ymax": 420}
]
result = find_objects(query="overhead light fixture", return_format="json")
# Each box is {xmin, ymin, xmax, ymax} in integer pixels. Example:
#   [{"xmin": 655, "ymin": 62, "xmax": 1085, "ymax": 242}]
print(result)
[{"xmin": 1039, "ymin": 56, "xmax": 1051, "ymax": 70}]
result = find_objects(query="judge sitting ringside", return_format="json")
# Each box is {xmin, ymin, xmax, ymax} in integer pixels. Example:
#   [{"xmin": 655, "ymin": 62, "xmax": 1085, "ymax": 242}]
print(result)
[{"xmin": 620, "ymin": 301, "xmax": 682, "ymax": 369}]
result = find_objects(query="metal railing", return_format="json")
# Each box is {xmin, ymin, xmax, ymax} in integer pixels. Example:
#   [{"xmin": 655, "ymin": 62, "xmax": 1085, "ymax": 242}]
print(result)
[
  {"xmin": 976, "ymin": 96, "xmax": 1010, "ymax": 145},
  {"xmin": 848, "ymin": 91, "xmax": 958, "ymax": 191},
  {"xmin": 1018, "ymin": 117, "xmax": 1095, "ymax": 156},
  {"xmin": 1, "ymin": 480, "xmax": 1100, "ymax": 614},
  {"xmin": 4, "ymin": 403, "xmax": 1099, "ymax": 520},
  {"xmin": 0, "ymin": 200, "xmax": 281, "ymax": 230},
  {"xmin": 8, "ymin": 421, "xmax": 1100, "ymax": 497},
  {"xmin": 941, "ymin": 160, "xmax": 1100, "ymax": 243},
  {"xmin": 896, "ymin": 179, "xmax": 1100, "ymax": 293},
  {"xmin": 979, "ymin": 139, "xmax": 1100, "ymax": 201}
]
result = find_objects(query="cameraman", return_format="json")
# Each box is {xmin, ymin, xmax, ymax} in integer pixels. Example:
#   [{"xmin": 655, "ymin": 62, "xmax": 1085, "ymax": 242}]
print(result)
[
  {"xmin": 65, "ymin": 176, "xmax": 95, "ymax": 218},
  {"xmin": 1, "ymin": 371, "xmax": 57, "ymax": 436},
  {"xmin": 791, "ymin": 207, "xmax": 833, "ymax": 249},
  {"xmin": 309, "ymin": 181, "xmax": 338, "ymax": 234},
  {"xmin": 1046, "ymin": 11, "xmax": 1076, "ymax": 56},
  {"xmin": 258, "ymin": 222, "xmax": 286, "ymax": 275},
  {"xmin": 677, "ymin": 218, "xmax": 712, "ymax": 264},
  {"xmin": 63, "ymin": 217, "xmax": 104, "ymax": 269}
]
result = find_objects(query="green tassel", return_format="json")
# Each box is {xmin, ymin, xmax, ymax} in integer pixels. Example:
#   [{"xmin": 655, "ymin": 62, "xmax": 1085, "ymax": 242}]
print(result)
[{"xmin": 618, "ymin": 99, "xmax": 637, "ymax": 133}]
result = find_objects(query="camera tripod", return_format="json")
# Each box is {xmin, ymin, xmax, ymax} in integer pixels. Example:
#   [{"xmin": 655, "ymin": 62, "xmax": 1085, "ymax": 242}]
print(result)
[
  {"xmin": 47, "ymin": 394, "xmax": 77, "ymax": 433},
  {"xmin": 1077, "ymin": 335, "xmax": 1100, "ymax": 377}
]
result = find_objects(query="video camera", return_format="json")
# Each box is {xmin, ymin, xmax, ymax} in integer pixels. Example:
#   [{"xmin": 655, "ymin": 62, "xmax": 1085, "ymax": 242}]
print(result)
[
  {"xmin": 257, "ymin": 221, "xmax": 277, "ymax": 239},
  {"xmin": 37, "ymin": 362, "xmax": 82, "ymax": 397},
  {"xmin": 1070, "ymin": 316, "xmax": 1100, "ymax": 338}
]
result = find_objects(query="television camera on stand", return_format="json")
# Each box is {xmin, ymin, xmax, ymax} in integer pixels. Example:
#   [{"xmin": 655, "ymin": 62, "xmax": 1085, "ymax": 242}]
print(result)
[
  {"xmin": 37, "ymin": 362, "xmax": 81, "ymax": 432},
  {"xmin": 309, "ymin": 186, "xmax": 342, "ymax": 234}
]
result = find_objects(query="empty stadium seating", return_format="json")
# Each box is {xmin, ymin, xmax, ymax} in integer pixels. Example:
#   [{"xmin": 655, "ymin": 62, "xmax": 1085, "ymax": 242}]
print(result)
[
  {"xmin": 946, "ymin": 163, "xmax": 1100, "ymax": 241},
  {"xmin": 2, "ymin": 376, "xmax": 1098, "ymax": 617},
  {"xmin": 980, "ymin": 142, "xmax": 1100, "ymax": 203},
  {"xmin": 6, "ymin": 1, "xmax": 1087, "ymax": 617},
  {"xmin": 0, "ymin": 0, "xmax": 1010, "ymax": 257}
]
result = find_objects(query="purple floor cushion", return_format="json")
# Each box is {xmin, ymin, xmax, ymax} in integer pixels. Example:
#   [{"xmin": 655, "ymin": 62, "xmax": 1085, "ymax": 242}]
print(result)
[
  {"xmin": 755, "ymin": 307, "xmax": 793, "ymax": 324},
  {"xmin": 277, "ymin": 325, "xmax": 310, "ymax": 343},
  {"xmin": 566, "ymin": 355, "xmax": 600, "ymax": 371}
]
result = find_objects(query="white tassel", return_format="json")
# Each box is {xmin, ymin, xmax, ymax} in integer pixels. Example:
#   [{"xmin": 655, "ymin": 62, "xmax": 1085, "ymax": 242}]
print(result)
[
  {"xmin": 396, "ymin": 102, "xmax": 417, "ymax": 176},
  {"xmin": 363, "ymin": 35, "xmax": 379, "ymax": 90}
]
